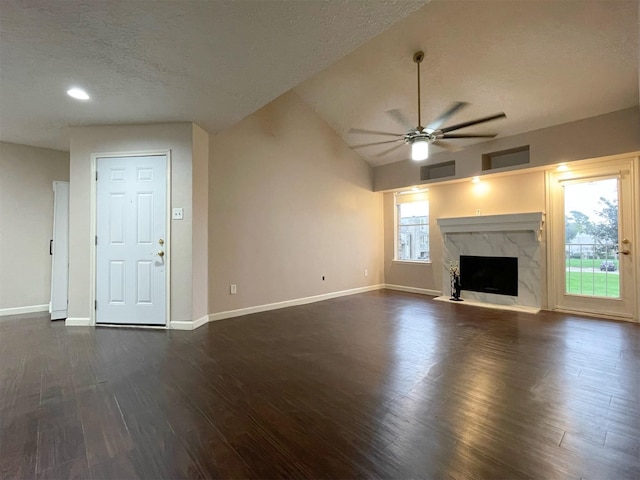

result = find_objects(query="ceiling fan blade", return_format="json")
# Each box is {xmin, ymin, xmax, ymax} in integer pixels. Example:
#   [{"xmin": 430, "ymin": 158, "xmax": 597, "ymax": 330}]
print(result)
[
  {"xmin": 385, "ymin": 109, "xmax": 414, "ymax": 130},
  {"xmin": 426, "ymin": 102, "xmax": 469, "ymax": 131},
  {"xmin": 351, "ymin": 139, "xmax": 404, "ymax": 149},
  {"xmin": 376, "ymin": 142, "xmax": 406, "ymax": 157},
  {"xmin": 440, "ymin": 112, "xmax": 507, "ymax": 133},
  {"xmin": 348, "ymin": 128, "xmax": 404, "ymax": 137},
  {"xmin": 432, "ymin": 140, "xmax": 463, "ymax": 152},
  {"xmin": 441, "ymin": 133, "xmax": 498, "ymax": 139}
]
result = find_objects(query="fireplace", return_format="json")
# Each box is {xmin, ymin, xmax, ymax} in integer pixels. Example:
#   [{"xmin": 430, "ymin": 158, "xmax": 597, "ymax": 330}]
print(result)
[
  {"xmin": 436, "ymin": 212, "xmax": 545, "ymax": 311},
  {"xmin": 460, "ymin": 255, "xmax": 518, "ymax": 296}
]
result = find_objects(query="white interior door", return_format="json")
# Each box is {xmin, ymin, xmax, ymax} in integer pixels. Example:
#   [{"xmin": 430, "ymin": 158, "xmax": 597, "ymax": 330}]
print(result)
[
  {"xmin": 549, "ymin": 157, "xmax": 637, "ymax": 321},
  {"xmin": 96, "ymin": 155, "xmax": 167, "ymax": 325},
  {"xmin": 50, "ymin": 181, "xmax": 69, "ymax": 320}
]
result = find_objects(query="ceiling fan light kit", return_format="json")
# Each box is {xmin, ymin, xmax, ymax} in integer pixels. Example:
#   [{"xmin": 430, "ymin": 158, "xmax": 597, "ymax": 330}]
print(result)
[
  {"xmin": 411, "ymin": 138, "xmax": 429, "ymax": 161},
  {"xmin": 349, "ymin": 51, "xmax": 507, "ymax": 162}
]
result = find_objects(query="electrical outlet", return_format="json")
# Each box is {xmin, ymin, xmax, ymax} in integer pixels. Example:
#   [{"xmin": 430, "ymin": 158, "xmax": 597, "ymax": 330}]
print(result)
[
  {"xmin": 172, "ymin": 208, "xmax": 184, "ymax": 220},
  {"xmin": 364, "ymin": 269, "xmax": 368, "ymax": 277},
  {"xmin": 476, "ymin": 209, "xmax": 481, "ymax": 216},
  {"xmin": 230, "ymin": 284, "xmax": 237, "ymax": 295}
]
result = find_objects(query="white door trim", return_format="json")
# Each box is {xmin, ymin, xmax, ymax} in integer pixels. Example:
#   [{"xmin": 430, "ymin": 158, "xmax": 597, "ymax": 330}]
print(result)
[
  {"xmin": 50, "ymin": 181, "xmax": 70, "ymax": 320},
  {"xmin": 90, "ymin": 150, "xmax": 172, "ymax": 328},
  {"xmin": 544, "ymin": 152, "xmax": 638, "ymax": 322}
]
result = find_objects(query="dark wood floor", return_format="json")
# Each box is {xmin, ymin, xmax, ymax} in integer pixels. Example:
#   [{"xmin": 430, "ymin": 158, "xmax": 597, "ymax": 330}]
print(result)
[{"xmin": 1, "ymin": 290, "xmax": 639, "ymax": 479}]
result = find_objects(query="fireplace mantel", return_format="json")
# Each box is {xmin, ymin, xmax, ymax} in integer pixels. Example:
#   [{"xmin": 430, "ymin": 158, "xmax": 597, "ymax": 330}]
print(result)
[{"xmin": 437, "ymin": 212, "xmax": 545, "ymax": 240}]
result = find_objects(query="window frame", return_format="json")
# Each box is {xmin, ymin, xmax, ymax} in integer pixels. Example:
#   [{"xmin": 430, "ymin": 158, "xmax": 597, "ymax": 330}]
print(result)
[{"xmin": 394, "ymin": 192, "xmax": 430, "ymax": 264}]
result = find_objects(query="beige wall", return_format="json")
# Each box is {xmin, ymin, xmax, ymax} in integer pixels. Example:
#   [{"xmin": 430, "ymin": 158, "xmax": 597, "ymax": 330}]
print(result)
[
  {"xmin": 0, "ymin": 142, "xmax": 69, "ymax": 311},
  {"xmin": 374, "ymin": 107, "xmax": 640, "ymax": 191},
  {"xmin": 208, "ymin": 91, "xmax": 384, "ymax": 313},
  {"xmin": 384, "ymin": 170, "xmax": 546, "ymax": 295},
  {"xmin": 68, "ymin": 124, "xmax": 195, "ymax": 323},
  {"xmin": 379, "ymin": 106, "xmax": 640, "ymax": 301}
]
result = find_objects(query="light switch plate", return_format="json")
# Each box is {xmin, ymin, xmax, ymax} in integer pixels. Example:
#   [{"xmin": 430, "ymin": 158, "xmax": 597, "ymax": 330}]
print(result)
[{"xmin": 172, "ymin": 208, "xmax": 184, "ymax": 220}]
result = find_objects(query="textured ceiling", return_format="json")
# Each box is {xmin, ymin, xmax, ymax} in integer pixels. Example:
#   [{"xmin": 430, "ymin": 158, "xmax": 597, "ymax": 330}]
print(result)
[
  {"xmin": 0, "ymin": 0, "xmax": 426, "ymax": 151},
  {"xmin": 296, "ymin": 0, "xmax": 640, "ymax": 166}
]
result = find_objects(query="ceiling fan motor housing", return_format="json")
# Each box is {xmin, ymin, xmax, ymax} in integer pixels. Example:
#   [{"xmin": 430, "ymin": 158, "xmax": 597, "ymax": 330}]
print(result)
[{"xmin": 404, "ymin": 129, "xmax": 438, "ymax": 145}]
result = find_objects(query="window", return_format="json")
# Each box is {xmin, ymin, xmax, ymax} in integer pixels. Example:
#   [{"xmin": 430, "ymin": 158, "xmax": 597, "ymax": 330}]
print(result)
[{"xmin": 395, "ymin": 192, "xmax": 429, "ymax": 262}]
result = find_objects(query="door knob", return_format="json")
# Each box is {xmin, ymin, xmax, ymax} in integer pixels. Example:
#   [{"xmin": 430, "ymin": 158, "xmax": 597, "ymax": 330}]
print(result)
[{"xmin": 157, "ymin": 250, "xmax": 164, "ymax": 257}]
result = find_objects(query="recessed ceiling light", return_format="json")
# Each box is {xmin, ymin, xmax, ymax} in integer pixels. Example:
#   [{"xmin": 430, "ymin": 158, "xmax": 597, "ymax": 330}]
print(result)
[
  {"xmin": 67, "ymin": 87, "xmax": 90, "ymax": 100},
  {"xmin": 557, "ymin": 164, "xmax": 569, "ymax": 171}
]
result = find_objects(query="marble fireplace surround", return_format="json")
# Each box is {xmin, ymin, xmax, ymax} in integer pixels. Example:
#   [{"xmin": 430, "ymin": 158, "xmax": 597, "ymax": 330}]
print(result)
[{"xmin": 436, "ymin": 212, "xmax": 545, "ymax": 313}]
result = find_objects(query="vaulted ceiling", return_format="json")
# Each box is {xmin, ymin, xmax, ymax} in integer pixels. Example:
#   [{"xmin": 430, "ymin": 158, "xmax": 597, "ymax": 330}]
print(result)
[
  {"xmin": 296, "ymin": 0, "xmax": 639, "ymax": 166},
  {"xmin": 1, "ymin": 0, "xmax": 638, "ymax": 166}
]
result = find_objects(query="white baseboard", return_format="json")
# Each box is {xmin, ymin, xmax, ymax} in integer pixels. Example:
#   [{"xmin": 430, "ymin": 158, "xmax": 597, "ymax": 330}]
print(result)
[
  {"xmin": 170, "ymin": 314, "xmax": 209, "ymax": 331},
  {"xmin": 0, "ymin": 304, "xmax": 49, "ymax": 317},
  {"xmin": 208, "ymin": 284, "xmax": 385, "ymax": 323},
  {"xmin": 553, "ymin": 307, "xmax": 634, "ymax": 322},
  {"xmin": 170, "ymin": 321, "xmax": 193, "ymax": 330},
  {"xmin": 60, "ymin": 285, "xmax": 441, "ymax": 330},
  {"xmin": 384, "ymin": 284, "xmax": 441, "ymax": 296},
  {"xmin": 192, "ymin": 314, "xmax": 209, "ymax": 330},
  {"xmin": 65, "ymin": 317, "xmax": 91, "ymax": 326}
]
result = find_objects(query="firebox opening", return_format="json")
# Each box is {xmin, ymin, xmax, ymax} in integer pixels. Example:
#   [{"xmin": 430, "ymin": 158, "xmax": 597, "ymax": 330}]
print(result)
[{"xmin": 460, "ymin": 255, "xmax": 518, "ymax": 296}]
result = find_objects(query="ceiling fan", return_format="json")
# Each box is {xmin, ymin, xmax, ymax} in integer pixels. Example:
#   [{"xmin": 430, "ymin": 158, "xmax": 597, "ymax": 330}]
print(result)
[{"xmin": 349, "ymin": 51, "xmax": 506, "ymax": 161}]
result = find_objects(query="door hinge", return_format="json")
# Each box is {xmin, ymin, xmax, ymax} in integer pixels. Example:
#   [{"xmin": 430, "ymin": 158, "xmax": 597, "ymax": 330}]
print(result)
[
  {"xmin": 94, "ymin": 300, "xmax": 97, "ymax": 310},
  {"xmin": 95, "ymin": 235, "xmax": 97, "ymax": 246},
  {"xmin": 95, "ymin": 171, "xmax": 98, "ymax": 181}
]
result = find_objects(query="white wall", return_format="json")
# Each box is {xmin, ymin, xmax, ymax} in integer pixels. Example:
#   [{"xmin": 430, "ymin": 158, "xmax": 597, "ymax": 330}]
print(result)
[
  {"xmin": 208, "ymin": 91, "xmax": 384, "ymax": 315},
  {"xmin": 0, "ymin": 142, "xmax": 69, "ymax": 314},
  {"xmin": 68, "ymin": 124, "xmax": 195, "ymax": 324}
]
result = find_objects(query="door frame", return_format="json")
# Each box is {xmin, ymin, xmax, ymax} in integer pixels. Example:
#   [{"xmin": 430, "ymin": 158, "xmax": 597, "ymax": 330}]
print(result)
[
  {"xmin": 50, "ymin": 181, "xmax": 70, "ymax": 320},
  {"xmin": 545, "ymin": 152, "xmax": 639, "ymax": 322},
  {"xmin": 89, "ymin": 150, "xmax": 172, "ymax": 328}
]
